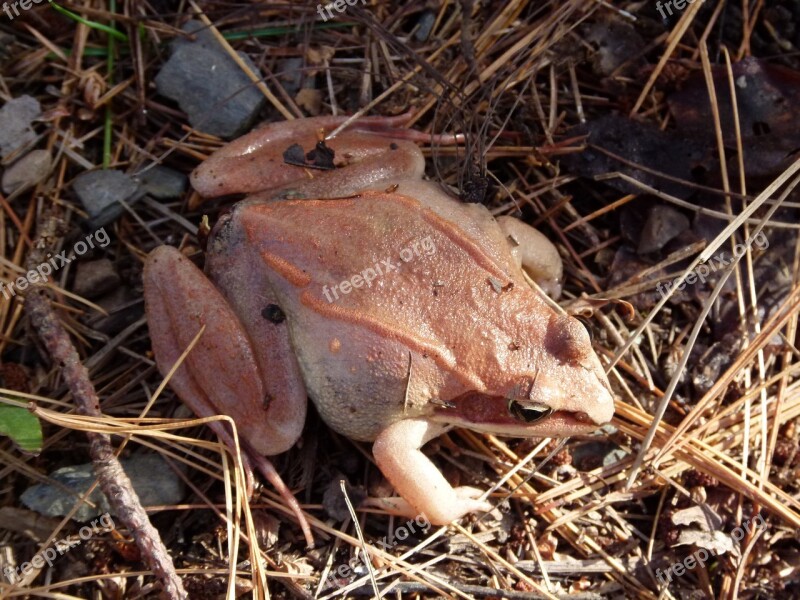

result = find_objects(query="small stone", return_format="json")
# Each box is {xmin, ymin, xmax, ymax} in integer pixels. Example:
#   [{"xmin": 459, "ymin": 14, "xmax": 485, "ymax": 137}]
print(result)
[
  {"xmin": 0, "ymin": 96, "xmax": 41, "ymax": 160},
  {"xmin": 415, "ymin": 10, "xmax": 437, "ymax": 41},
  {"xmin": 2, "ymin": 149, "xmax": 51, "ymax": 194},
  {"xmin": 638, "ymin": 204, "xmax": 690, "ymax": 254},
  {"xmin": 73, "ymin": 259, "xmax": 119, "ymax": 299},
  {"xmin": 20, "ymin": 454, "xmax": 185, "ymax": 521},
  {"xmin": 278, "ymin": 57, "xmax": 304, "ymax": 97},
  {"xmin": 322, "ymin": 477, "xmax": 366, "ymax": 521},
  {"xmin": 73, "ymin": 170, "xmax": 142, "ymax": 228},
  {"xmin": 134, "ymin": 165, "xmax": 187, "ymax": 199},
  {"xmin": 155, "ymin": 20, "xmax": 266, "ymax": 139}
]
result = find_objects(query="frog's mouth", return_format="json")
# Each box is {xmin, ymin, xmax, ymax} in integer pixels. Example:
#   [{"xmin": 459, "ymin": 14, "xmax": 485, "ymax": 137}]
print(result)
[{"xmin": 432, "ymin": 391, "xmax": 611, "ymax": 437}]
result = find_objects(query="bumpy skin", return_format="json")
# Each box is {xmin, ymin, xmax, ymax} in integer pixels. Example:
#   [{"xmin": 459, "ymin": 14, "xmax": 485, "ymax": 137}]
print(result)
[{"xmin": 144, "ymin": 115, "xmax": 615, "ymax": 526}]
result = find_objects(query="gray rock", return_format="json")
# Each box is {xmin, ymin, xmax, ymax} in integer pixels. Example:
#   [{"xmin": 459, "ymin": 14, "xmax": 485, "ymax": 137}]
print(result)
[
  {"xmin": 134, "ymin": 165, "xmax": 187, "ymax": 199},
  {"xmin": 0, "ymin": 96, "xmax": 41, "ymax": 160},
  {"xmin": 415, "ymin": 10, "xmax": 437, "ymax": 41},
  {"xmin": 278, "ymin": 57, "xmax": 305, "ymax": 97},
  {"xmin": 638, "ymin": 205, "xmax": 690, "ymax": 254},
  {"xmin": 2, "ymin": 149, "xmax": 51, "ymax": 194},
  {"xmin": 73, "ymin": 258, "xmax": 120, "ymax": 299},
  {"xmin": 72, "ymin": 170, "xmax": 142, "ymax": 228},
  {"xmin": 20, "ymin": 454, "xmax": 185, "ymax": 521},
  {"xmin": 155, "ymin": 20, "xmax": 266, "ymax": 139}
]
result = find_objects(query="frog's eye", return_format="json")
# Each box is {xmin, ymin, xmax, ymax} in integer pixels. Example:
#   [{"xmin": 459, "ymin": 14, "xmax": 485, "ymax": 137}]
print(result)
[{"xmin": 507, "ymin": 400, "xmax": 553, "ymax": 424}]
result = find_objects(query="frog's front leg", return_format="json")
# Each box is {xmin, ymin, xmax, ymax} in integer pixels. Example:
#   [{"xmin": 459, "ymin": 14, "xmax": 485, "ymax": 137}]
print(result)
[
  {"xmin": 371, "ymin": 419, "xmax": 492, "ymax": 525},
  {"xmin": 143, "ymin": 246, "xmax": 313, "ymax": 546}
]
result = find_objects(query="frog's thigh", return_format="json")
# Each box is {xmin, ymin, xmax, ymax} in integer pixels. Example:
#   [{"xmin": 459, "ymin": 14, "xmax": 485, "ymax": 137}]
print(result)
[
  {"xmin": 372, "ymin": 418, "xmax": 492, "ymax": 525},
  {"xmin": 495, "ymin": 215, "xmax": 563, "ymax": 298},
  {"xmin": 144, "ymin": 246, "xmax": 303, "ymax": 456}
]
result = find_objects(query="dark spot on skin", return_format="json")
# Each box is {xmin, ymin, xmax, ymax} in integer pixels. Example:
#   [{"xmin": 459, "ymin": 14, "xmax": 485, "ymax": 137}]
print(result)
[
  {"xmin": 263, "ymin": 393, "xmax": 273, "ymax": 410},
  {"xmin": 508, "ymin": 342, "xmax": 520, "ymax": 351},
  {"xmin": 306, "ymin": 140, "xmax": 336, "ymax": 169},
  {"xmin": 282, "ymin": 143, "xmax": 307, "ymax": 167},
  {"xmin": 390, "ymin": 143, "xmax": 398, "ymax": 150},
  {"xmin": 349, "ymin": 407, "xmax": 356, "ymax": 414},
  {"xmin": 262, "ymin": 304, "xmax": 286, "ymax": 323}
]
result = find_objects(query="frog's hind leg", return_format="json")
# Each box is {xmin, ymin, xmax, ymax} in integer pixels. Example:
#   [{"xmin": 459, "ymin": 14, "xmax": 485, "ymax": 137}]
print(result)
[
  {"xmin": 496, "ymin": 215, "xmax": 563, "ymax": 298},
  {"xmin": 144, "ymin": 245, "xmax": 314, "ymax": 547},
  {"xmin": 191, "ymin": 113, "xmax": 463, "ymax": 201}
]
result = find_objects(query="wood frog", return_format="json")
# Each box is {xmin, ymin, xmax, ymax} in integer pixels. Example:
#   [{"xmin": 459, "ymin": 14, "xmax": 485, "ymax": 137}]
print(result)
[{"xmin": 143, "ymin": 114, "xmax": 614, "ymax": 544}]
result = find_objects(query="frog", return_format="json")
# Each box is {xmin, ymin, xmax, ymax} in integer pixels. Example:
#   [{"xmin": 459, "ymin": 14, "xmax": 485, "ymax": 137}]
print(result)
[{"xmin": 143, "ymin": 114, "xmax": 615, "ymax": 545}]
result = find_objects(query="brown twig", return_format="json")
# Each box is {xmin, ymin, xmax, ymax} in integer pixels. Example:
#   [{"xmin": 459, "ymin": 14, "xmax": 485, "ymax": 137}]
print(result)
[{"xmin": 22, "ymin": 211, "xmax": 187, "ymax": 599}]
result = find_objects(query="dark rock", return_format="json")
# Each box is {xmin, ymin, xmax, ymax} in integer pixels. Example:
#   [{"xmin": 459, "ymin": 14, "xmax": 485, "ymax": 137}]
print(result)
[
  {"xmin": 278, "ymin": 57, "xmax": 304, "ymax": 97},
  {"xmin": 155, "ymin": 20, "xmax": 266, "ymax": 139},
  {"xmin": 638, "ymin": 205, "xmax": 690, "ymax": 254},
  {"xmin": 20, "ymin": 454, "xmax": 185, "ymax": 521},
  {"xmin": 134, "ymin": 165, "xmax": 187, "ymax": 199},
  {"xmin": 322, "ymin": 476, "xmax": 366, "ymax": 521},
  {"xmin": 72, "ymin": 170, "xmax": 142, "ymax": 228},
  {"xmin": 415, "ymin": 10, "xmax": 437, "ymax": 41},
  {"xmin": 73, "ymin": 259, "xmax": 120, "ymax": 299}
]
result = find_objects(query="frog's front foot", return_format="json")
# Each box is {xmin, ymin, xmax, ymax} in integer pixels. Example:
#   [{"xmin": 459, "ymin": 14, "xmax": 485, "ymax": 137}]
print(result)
[{"xmin": 371, "ymin": 419, "xmax": 492, "ymax": 525}]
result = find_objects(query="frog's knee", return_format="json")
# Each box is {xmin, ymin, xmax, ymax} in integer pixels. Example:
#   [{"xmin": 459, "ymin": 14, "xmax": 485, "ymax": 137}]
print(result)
[{"xmin": 496, "ymin": 215, "xmax": 563, "ymax": 298}]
